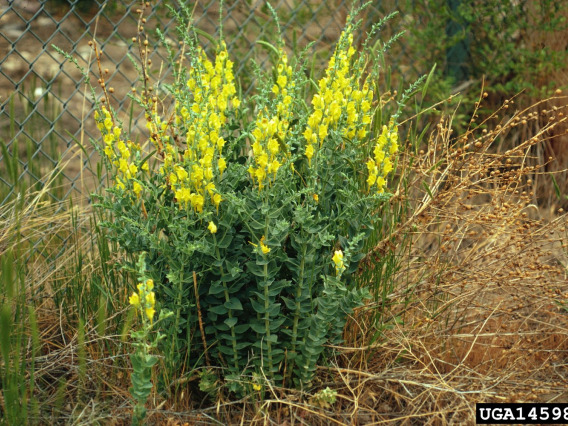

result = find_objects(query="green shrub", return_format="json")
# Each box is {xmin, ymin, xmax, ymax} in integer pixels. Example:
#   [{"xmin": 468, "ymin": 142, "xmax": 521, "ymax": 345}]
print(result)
[
  {"xmin": 402, "ymin": 0, "xmax": 568, "ymax": 117},
  {"xmin": 92, "ymin": 4, "xmax": 408, "ymax": 394}
]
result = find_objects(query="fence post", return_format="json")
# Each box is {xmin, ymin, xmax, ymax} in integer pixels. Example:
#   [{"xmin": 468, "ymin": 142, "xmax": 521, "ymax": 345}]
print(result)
[{"xmin": 445, "ymin": 0, "xmax": 471, "ymax": 83}]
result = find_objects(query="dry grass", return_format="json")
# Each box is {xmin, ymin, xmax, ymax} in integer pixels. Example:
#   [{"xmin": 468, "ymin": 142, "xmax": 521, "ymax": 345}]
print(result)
[
  {"xmin": 323, "ymin": 93, "xmax": 568, "ymax": 424},
  {"xmin": 195, "ymin": 93, "xmax": 568, "ymax": 424},
  {"xmin": 2, "ymin": 93, "xmax": 568, "ymax": 425}
]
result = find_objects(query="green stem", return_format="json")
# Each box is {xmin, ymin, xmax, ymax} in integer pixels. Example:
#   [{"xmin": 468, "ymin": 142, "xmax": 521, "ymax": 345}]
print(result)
[
  {"xmin": 290, "ymin": 242, "xmax": 306, "ymax": 359},
  {"xmin": 213, "ymin": 235, "xmax": 239, "ymax": 372},
  {"xmin": 263, "ymin": 260, "xmax": 274, "ymax": 375},
  {"xmin": 262, "ymin": 216, "xmax": 274, "ymax": 376},
  {"xmin": 172, "ymin": 268, "xmax": 183, "ymax": 370}
]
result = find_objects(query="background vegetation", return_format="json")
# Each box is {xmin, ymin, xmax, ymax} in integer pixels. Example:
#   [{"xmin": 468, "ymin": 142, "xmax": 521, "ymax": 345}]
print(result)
[{"xmin": 1, "ymin": 0, "xmax": 567, "ymax": 424}]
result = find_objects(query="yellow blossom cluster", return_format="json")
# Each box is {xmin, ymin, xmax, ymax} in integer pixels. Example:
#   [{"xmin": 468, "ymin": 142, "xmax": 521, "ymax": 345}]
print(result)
[
  {"xmin": 146, "ymin": 42, "xmax": 239, "ymax": 214},
  {"xmin": 303, "ymin": 29, "xmax": 374, "ymax": 164},
  {"xmin": 248, "ymin": 49, "xmax": 293, "ymax": 190},
  {"xmin": 366, "ymin": 120, "xmax": 399, "ymax": 193},
  {"xmin": 129, "ymin": 278, "xmax": 156, "ymax": 323},
  {"xmin": 95, "ymin": 106, "xmax": 145, "ymax": 197}
]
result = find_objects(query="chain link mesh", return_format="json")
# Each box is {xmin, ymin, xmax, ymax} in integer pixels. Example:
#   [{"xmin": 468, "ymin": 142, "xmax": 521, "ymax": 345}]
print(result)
[{"xmin": 1, "ymin": 0, "xmax": 418, "ymax": 207}]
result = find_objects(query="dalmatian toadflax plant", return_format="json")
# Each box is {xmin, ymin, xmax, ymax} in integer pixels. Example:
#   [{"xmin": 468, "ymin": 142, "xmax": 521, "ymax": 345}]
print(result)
[{"xmin": 93, "ymin": 3, "xmax": 402, "ymax": 394}]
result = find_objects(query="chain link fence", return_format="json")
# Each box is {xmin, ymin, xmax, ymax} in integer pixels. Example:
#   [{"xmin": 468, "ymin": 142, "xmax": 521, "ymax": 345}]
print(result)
[
  {"xmin": 3, "ymin": 0, "xmax": 565, "ymax": 208},
  {"xmin": 0, "ymin": 0, "xmax": 418, "ymax": 208}
]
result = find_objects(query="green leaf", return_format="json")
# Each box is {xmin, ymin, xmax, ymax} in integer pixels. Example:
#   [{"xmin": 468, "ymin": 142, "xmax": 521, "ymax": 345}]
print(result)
[
  {"xmin": 422, "ymin": 181, "xmax": 434, "ymax": 200},
  {"xmin": 226, "ymin": 260, "xmax": 243, "ymax": 277},
  {"xmin": 251, "ymin": 298, "xmax": 266, "ymax": 314},
  {"xmin": 550, "ymin": 175, "xmax": 564, "ymax": 200},
  {"xmin": 271, "ymin": 348, "xmax": 285, "ymax": 357},
  {"xmin": 281, "ymin": 296, "xmax": 296, "ymax": 311},
  {"xmin": 224, "ymin": 317, "xmax": 238, "ymax": 328},
  {"xmin": 234, "ymin": 324, "xmax": 250, "ymax": 334},
  {"xmin": 252, "ymin": 291, "xmax": 266, "ymax": 302},
  {"xmin": 269, "ymin": 317, "xmax": 286, "ymax": 329},
  {"xmin": 209, "ymin": 305, "xmax": 229, "ymax": 315},
  {"xmin": 264, "ymin": 334, "xmax": 278, "ymax": 343},
  {"xmin": 215, "ymin": 323, "xmax": 229, "ymax": 332},
  {"xmin": 208, "ymin": 281, "xmax": 226, "ymax": 296},
  {"xmin": 246, "ymin": 261, "xmax": 265, "ymax": 277},
  {"xmin": 235, "ymin": 341, "xmax": 250, "ymax": 350},
  {"xmin": 193, "ymin": 27, "xmax": 218, "ymax": 46},
  {"xmin": 220, "ymin": 273, "xmax": 238, "ymax": 283},
  {"xmin": 267, "ymin": 280, "xmax": 289, "ymax": 297},
  {"xmin": 268, "ymin": 303, "xmax": 281, "ymax": 316},
  {"xmin": 250, "ymin": 321, "xmax": 266, "ymax": 334},
  {"xmin": 217, "ymin": 232, "xmax": 233, "ymax": 249},
  {"xmin": 224, "ymin": 298, "xmax": 243, "ymax": 310},
  {"xmin": 256, "ymin": 40, "xmax": 280, "ymax": 56},
  {"xmin": 218, "ymin": 345, "xmax": 237, "ymax": 356},
  {"xmin": 144, "ymin": 355, "xmax": 159, "ymax": 368},
  {"xmin": 422, "ymin": 63, "xmax": 437, "ymax": 98}
]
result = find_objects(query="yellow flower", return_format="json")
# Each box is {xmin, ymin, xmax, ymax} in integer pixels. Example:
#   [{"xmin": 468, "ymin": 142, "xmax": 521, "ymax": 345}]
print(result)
[
  {"xmin": 389, "ymin": 142, "xmax": 398, "ymax": 155},
  {"xmin": 191, "ymin": 194, "xmax": 204, "ymax": 213},
  {"xmin": 217, "ymin": 137, "xmax": 226, "ymax": 150},
  {"xmin": 332, "ymin": 250, "xmax": 344, "ymax": 274},
  {"xmin": 118, "ymin": 158, "xmax": 129, "ymax": 175},
  {"xmin": 267, "ymin": 138, "xmax": 279, "ymax": 156},
  {"xmin": 305, "ymin": 144, "xmax": 314, "ymax": 162},
  {"xmin": 104, "ymin": 117, "xmax": 113, "ymax": 131},
  {"xmin": 145, "ymin": 291, "xmax": 155, "ymax": 306},
  {"xmin": 318, "ymin": 123, "xmax": 328, "ymax": 141},
  {"xmin": 376, "ymin": 176, "xmax": 386, "ymax": 192},
  {"xmin": 218, "ymin": 157, "xmax": 227, "ymax": 175},
  {"xmin": 277, "ymin": 74, "xmax": 287, "ymax": 88},
  {"xmin": 267, "ymin": 160, "xmax": 281, "ymax": 175},
  {"xmin": 208, "ymin": 221, "xmax": 218, "ymax": 234},
  {"xmin": 383, "ymin": 158, "xmax": 393, "ymax": 175},
  {"xmin": 260, "ymin": 236, "xmax": 271, "ymax": 254},
  {"xmin": 212, "ymin": 193, "xmax": 222, "ymax": 209},
  {"xmin": 132, "ymin": 181, "xmax": 142, "ymax": 198},
  {"xmin": 145, "ymin": 307, "xmax": 155, "ymax": 322},
  {"xmin": 252, "ymin": 383, "xmax": 262, "ymax": 391},
  {"xmin": 115, "ymin": 178, "xmax": 125, "ymax": 191},
  {"xmin": 175, "ymin": 165, "xmax": 188, "ymax": 181},
  {"xmin": 257, "ymin": 152, "xmax": 268, "ymax": 169},
  {"xmin": 248, "ymin": 166, "xmax": 256, "ymax": 179},
  {"xmin": 175, "ymin": 187, "xmax": 191, "ymax": 206},
  {"xmin": 145, "ymin": 279, "xmax": 154, "ymax": 291},
  {"xmin": 169, "ymin": 172, "xmax": 178, "ymax": 185},
  {"xmin": 129, "ymin": 292, "xmax": 140, "ymax": 307},
  {"xmin": 104, "ymin": 145, "xmax": 114, "ymax": 159}
]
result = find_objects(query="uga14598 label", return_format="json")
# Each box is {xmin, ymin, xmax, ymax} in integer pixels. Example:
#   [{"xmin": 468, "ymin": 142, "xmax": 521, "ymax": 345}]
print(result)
[{"xmin": 477, "ymin": 403, "xmax": 568, "ymax": 424}]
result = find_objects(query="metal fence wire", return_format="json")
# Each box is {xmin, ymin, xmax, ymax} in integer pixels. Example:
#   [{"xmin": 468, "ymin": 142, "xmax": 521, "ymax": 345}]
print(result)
[
  {"xmin": 1, "ymin": 0, "xmax": 418, "ymax": 207},
  {"xmin": 4, "ymin": 0, "xmax": 563, "ymax": 207}
]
